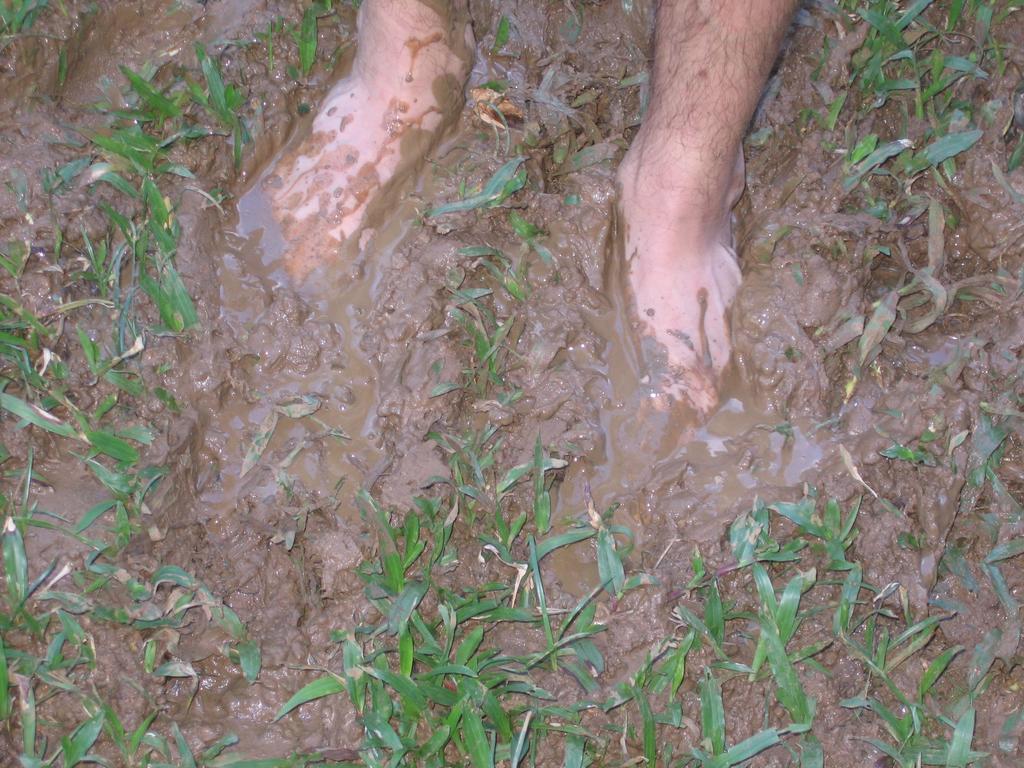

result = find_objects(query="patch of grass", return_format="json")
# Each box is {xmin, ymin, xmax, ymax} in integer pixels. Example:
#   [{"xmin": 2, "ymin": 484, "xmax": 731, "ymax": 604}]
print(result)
[
  {"xmin": 0, "ymin": 475, "xmax": 263, "ymax": 765},
  {"xmin": 188, "ymin": 44, "xmax": 251, "ymax": 169},
  {"xmin": 425, "ymin": 156, "xmax": 528, "ymax": 217},
  {"xmin": 0, "ymin": 11, "xmax": 275, "ymax": 763},
  {"xmin": 0, "ymin": 34, "xmax": 263, "ymax": 538},
  {"xmin": 274, "ymin": 484, "xmax": 610, "ymax": 765},
  {"xmin": 272, "ymin": 481, "xmax": 654, "ymax": 765},
  {"xmin": 826, "ymin": 0, "xmax": 1008, "ymax": 210},
  {"xmin": 805, "ymin": 3, "xmax": 1024, "ymax": 394},
  {"xmin": 285, "ymin": 1, "xmax": 338, "ymax": 80},
  {"xmin": 0, "ymin": 0, "xmax": 47, "ymax": 36},
  {"xmin": 837, "ymin": 195, "xmax": 1017, "ymax": 398}
]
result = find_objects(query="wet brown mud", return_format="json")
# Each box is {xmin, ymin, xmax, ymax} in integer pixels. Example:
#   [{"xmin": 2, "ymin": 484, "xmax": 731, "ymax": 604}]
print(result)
[{"xmin": 3, "ymin": 0, "xmax": 1024, "ymax": 764}]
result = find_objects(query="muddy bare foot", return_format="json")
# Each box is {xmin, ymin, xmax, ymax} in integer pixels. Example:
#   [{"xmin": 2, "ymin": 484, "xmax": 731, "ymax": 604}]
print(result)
[
  {"xmin": 263, "ymin": 0, "xmax": 469, "ymax": 278},
  {"xmin": 616, "ymin": 142, "xmax": 745, "ymax": 417}
]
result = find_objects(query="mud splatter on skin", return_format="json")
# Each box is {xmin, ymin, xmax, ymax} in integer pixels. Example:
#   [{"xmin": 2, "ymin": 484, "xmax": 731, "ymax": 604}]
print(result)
[{"xmin": 2, "ymin": 0, "xmax": 1024, "ymax": 763}]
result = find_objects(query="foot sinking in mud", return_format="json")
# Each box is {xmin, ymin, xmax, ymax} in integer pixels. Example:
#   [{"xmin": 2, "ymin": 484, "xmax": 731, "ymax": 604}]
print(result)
[{"xmin": 262, "ymin": 0, "xmax": 470, "ymax": 278}]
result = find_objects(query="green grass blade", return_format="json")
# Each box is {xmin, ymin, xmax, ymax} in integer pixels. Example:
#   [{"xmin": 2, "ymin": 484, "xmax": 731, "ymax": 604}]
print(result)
[
  {"xmin": 3, "ymin": 518, "xmax": 29, "ymax": 608},
  {"xmin": 563, "ymin": 734, "xmax": 585, "ymax": 768},
  {"xmin": 120, "ymin": 66, "xmax": 181, "ymax": 119},
  {"xmin": 510, "ymin": 710, "xmax": 533, "ymax": 768},
  {"xmin": 843, "ymin": 139, "xmax": 912, "ymax": 191},
  {"xmin": 946, "ymin": 707, "xmax": 976, "ymax": 767},
  {"xmin": 775, "ymin": 573, "xmax": 806, "ymax": 643},
  {"xmin": 673, "ymin": 604, "xmax": 727, "ymax": 660},
  {"xmin": 536, "ymin": 528, "xmax": 594, "ymax": 560},
  {"xmin": 770, "ymin": 499, "xmax": 829, "ymax": 539},
  {"xmin": 528, "ymin": 537, "xmax": 556, "ymax": 663},
  {"xmin": 0, "ymin": 392, "xmax": 78, "ymax": 439},
  {"xmin": 919, "ymin": 645, "xmax": 962, "ymax": 700},
  {"xmin": 947, "ymin": 0, "xmax": 965, "ymax": 29},
  {"xmin": 236, "ymin": 640, "xmax": 261, "ymax": 683},
  {"xmin": 461, "ymin": 703, "xmax": 494, "ymax": 768},
  {"xmin": 0, "ymin": 635, "xmax": 7, "ymax": 720},
  {"xmin": 896, "ymin": 0, "xmax": 934, "ymax": 30},
  {"xmin": 834, "ymin": 564, "xmax": 862, "ymax": 635},
  {"xmin": 760, "ymin": 614, "xmax": 812, "ymax": 725},
  {"xmin": 492, "ymin": 16, "xmax": 510, "ymax": 53},
  {"xmin": 84, "ymin": 429, "xmax": 139, "ymax": 464},
  {"xmin": 386, "ymin": 580, "xmax": 428, "ymax": 635},
  {"xmin": 20, "ymin": 685, "xmax": 36, "ymax": 758},
  {"xmin": 596, "ymin": 525, "xmax": 624, "ymax": 596},
  {"xmin": 399, "ymin": 628, "xmax": 414, "ymax": 676},
  {"xmin": 364, "ymin": 708, "xmax": 404, "ymax": 753},
  {"xmin": 708, "ymin": 729, "xmax": 781, "ymax": 768},
  {"xmin": 62, "ymin": 709, "xmax": 105, "ymax": 767},
  {"xmin": 299, "ymin": 7, "xmax": 318, "ymax": 75},
  {"xmin": 426, "ymin": 157, "xmax": 527, "ymax": 216},
  {"xmin": 985, "ymin": 538, "xmax": 1024, "ymax": 564},
  {"xmin": 196, "ymin": 43, "xmax": 229, "ymax": 121},
  {"xmin": 533, "ymin": 436, "xmax": 550, "ymax": 533},
  {"xmin": 799, "ymin": 734, "xmax": 824, "ymax": 768},
  {"xmin": 273, "ymin": 674, "xmax": 345, "ymax": 720},
  {"xmin": 635, "ymin": 686, "xmax": 656, "ymax": 765},
  {"xmin": 700, "ymin": 669, "xmax": 726, "ymax": 755},
  {"xmin": 922, "ymin": 130, "xmax": 982, "ymax": 167},
  {"xmin": 140, "ymin": 265, "xmax": 199, "ymax": 332},
  {"xmin": 669, "ymin": 630, "xmax": 695, "ymax": 699},
  {"xmin": 364, "ymin": 666, "xmax": 426, "ymax": 716}
]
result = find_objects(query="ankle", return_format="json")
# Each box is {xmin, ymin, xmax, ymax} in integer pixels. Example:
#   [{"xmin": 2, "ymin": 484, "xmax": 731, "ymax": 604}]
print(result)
[
  {"xmin": 354, "ymin": 0, "xmax": 460, "ymax": 83},
  {"xmin": 618, "ymin": 134, "xmax": 743, "ymax": 244}
]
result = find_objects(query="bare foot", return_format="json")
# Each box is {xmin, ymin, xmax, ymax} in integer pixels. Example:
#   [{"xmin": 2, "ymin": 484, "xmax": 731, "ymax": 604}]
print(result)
[
  {"xmin": 616, "ymin": 140, "xmax": 745, "ymax": 416},
  {"xmin": 264, "ymin": 0, "xmax": 469, "ymax": 278},
  {"xmin": 612, "ymin": 0, "xmax": 798, "ymax": 418}
]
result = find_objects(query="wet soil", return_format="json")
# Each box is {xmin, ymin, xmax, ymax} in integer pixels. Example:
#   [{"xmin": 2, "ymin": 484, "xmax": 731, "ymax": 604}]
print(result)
[{"xmin": 2, "ymin": 0, "xmax": 1024, "ymax": 765}]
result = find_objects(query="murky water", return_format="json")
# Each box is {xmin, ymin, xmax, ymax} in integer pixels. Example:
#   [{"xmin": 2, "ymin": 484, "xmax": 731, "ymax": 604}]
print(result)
[
  {"xmin": 551, "ymin": 375, "xmax": 838, "ymax": 594},
  {"xmin": 217, "ymin": 126, "xmax": 840, "ymax": 601},
  {"xmin": 201, "ymin": 176, "xmax": 384, "ymax": 520},
  {"xmin": 211, "ymin": 89, "xmax": 844, "ymax": 600}
]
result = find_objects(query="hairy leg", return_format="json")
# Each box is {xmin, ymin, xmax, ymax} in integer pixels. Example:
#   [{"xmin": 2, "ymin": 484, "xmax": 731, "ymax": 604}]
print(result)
[
  {"xmin": 265, "ymin": 0, "xmax": 469, "ymax": 278},
  {"xmin": 618, "ymin": 0, "xmax": 798, "ymax": 415}
]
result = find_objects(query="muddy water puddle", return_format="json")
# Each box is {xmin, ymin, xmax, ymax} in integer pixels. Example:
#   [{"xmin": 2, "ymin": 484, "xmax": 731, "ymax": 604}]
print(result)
[
  {"xmin": 551, "ymin": 376, "xmax": 841, "ymax": 594},
  {"xmin": 201, "ymin": 94, "xmax": 466, "ymax": 520},
  {"xmin": 186, "ymin": 22, "xmax": 904, "ymax": 714},
  {"xmin": 542, "ymin": 225, "xmax": 840, "ymax": 593},
  {"xmin": 216, "ymin": 119, "xmax": 838, "ymax": 600},
  {"xmin": 202, "ymin": 180, "xmax": 385, "ymax": 518}
]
